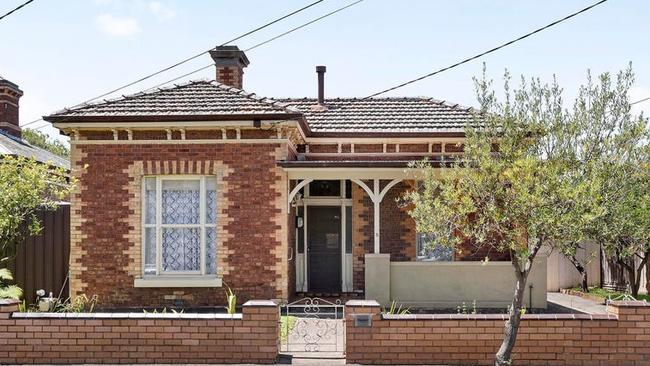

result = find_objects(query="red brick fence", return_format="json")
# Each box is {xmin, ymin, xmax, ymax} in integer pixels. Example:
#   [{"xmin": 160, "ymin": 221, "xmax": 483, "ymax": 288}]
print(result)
[
  {"xmin": 2, "ymin": 298, "xmax": 650, "ymax": 365},
  {"xmin": 346, "ymin": 300, "xmax": 650, "ymax": 365},
  {"xmin": 0, "ymin": 299, "xmax": 277, "ymax": 364}
]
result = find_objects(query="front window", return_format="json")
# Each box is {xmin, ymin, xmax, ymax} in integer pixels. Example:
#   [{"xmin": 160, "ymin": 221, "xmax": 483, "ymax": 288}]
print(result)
[
  {"xmin": 416, "ymin": 233, "xmax": 453, "ymax": 261},
  {"xmin": 143, "ymin": 176, "xmax": 217, "ymax": 276}
]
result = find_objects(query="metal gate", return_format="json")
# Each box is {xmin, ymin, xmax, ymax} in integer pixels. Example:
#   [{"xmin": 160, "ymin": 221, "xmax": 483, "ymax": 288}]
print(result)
[{"xmin": 279, "ymin": 297, "xmax": 345, "ymax": 357}]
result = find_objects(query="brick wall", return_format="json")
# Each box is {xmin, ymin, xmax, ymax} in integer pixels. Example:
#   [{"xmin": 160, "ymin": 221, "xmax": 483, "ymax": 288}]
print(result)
[
  {"xmin": 346, "ymin": 300, "xmax": 650, "ymax": 365},
  {"xmin": 216, "ymin": 67, "xmax": 244, "ymax": 89},
  {"xmin": 351, "ymin": 180, "xmax": 417, "ymax": 292},
  {"xmin": 70, "ymin": 141, "xmax": 289, "ymax": 307},
  {"xmin": 351, "ymin": 181, "xmax": 373, "ymax": 292},
  {"xmin": 0, "ymin": 299, "xmax": 278, "ymax": 364},
  {"xmin": 0, "ymin": 81, "xmax": 22, "ymax": 138}
]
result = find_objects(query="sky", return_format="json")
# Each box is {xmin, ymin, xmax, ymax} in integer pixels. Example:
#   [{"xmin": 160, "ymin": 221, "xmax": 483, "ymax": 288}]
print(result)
[{"xmin": 1, "ymin": 0, "xmax": 649, "ymax": 143}]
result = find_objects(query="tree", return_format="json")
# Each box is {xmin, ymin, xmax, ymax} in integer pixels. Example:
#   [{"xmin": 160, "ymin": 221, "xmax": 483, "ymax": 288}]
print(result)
[
  {"xmin": 558, "ymin": 67, "xmax": 649, "ymax": 296},
  {"xmin": 594, "ymin": 144, "xmax": 649, "ymax": 297},
  {"xmin": 405, "ymin": 68, "xmax": 609, "ymax": 365},
  {"xmin": 0, "ymin": 156, "xmax": 72, "ymax": 299},
  {"xmin": 21, "ymin": 129, "xmax": 70, "ymax": 157}
]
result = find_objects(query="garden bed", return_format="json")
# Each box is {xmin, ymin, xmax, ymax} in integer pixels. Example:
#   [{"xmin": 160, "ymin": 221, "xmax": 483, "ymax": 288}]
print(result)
[
  {"xmin": 561, "ymin": 287, "xmax": 650, "ymax": 303},
  {"xmin": 406, "ymin": 306, "xmax": 579, "ymax": 315}
]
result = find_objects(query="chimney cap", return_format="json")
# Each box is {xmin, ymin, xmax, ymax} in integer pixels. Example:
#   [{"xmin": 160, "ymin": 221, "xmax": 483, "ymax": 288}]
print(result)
[
  {"xmin": 209, "ymin": 45, "xmax": 250, "ymax": 68},
  {"xmin": 316, "ymin": 65, "xmax": 326, "ymax": 73},
  {"xmin": 0, "ymin": 77, "xmax": 23, "ymax": 96}
]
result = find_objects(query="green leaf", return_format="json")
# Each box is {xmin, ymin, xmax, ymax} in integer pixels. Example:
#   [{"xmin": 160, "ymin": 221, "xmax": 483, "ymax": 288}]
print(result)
[
  {"xmin": 0, "ymin": 268, "xmax": 13, "ymax": 281},
  {"xmin": 0, "ymin": 285, "xmax": 22, "ymax": 300}
]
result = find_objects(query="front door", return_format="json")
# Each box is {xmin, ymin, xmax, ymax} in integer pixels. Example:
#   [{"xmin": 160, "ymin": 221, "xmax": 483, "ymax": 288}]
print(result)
[{"xmin": 308, "ymin": 206, "xmax": 341, "ymax": 292}]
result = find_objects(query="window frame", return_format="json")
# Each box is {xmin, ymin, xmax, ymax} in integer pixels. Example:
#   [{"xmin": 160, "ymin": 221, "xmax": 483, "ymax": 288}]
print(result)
[
  {"xmin": 415, "ymin": 232, "xmax": 455, "ymax": 262},
  {"xmin": 141, "ymin": 175, "xmax": 217, "ymax": 277}
]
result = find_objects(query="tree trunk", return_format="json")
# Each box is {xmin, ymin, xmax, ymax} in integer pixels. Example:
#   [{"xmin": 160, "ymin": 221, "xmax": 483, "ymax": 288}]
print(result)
[
  {"xmin": 622, "ymin": 252, "xmax": 649, "ymax": 299},
  {"xmin": 627, "ymin": 265, "xmax": 640, "ymax": 298},
  {"xmin": 495, "ymin": 264, "xmax": 529, "ymax": 366},
  {"xmin": 568, "ymin": 254, "xmax": 588, "ymax": 292},
  {"xmin": 646, "ymin": 259, "xmax": 650, "ymax": 295},
  {"xmin": 631, "ymin": 252, "xmax": 649, "ymax": 298},
  {"xmin": 580, "ymin": 271, "xmax": 589, "ymax": 293}
]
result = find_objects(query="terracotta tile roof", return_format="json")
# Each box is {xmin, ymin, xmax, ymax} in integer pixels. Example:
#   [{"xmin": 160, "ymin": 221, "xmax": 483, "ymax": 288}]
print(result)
[
  {"xmin": 278, "ymin": 97, "xmax": 480, "ymax": 134},
  {"xmin": 44, "ymin": 80, "xmax": 480, "ymax": 135},
  {"xmin": 45, "ymin": 80, "xmax": 299, "ymax": 120}
]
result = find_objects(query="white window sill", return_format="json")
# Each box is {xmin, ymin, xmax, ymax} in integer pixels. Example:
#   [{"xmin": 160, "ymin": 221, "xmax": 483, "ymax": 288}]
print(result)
[{"xmin": 134, "ymin": 276, "xmax": 222, "ymax": 288}]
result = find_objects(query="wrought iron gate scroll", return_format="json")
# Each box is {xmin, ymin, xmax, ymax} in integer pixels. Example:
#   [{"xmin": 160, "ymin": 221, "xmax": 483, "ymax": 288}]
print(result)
[{"xmin": 279, "ymin": 297, "xmax": 345, "ymax": 355}]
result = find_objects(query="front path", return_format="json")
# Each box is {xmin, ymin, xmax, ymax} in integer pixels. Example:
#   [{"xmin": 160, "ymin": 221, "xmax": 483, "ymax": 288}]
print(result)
[{"xmin": 547, "ymin": 291, "xmax": 607, "ymax": 314}]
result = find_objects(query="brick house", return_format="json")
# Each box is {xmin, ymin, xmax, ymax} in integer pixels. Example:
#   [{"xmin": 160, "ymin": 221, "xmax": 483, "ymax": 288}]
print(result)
[{"xmin": 44, "ymin": 46, "xmax": 546, "ymax": 309}]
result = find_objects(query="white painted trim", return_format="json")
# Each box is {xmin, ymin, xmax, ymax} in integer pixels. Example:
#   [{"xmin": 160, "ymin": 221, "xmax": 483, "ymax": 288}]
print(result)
[
  {"xmin": 301, "ymin": 197, "xmax": 352, "ymax": 206},
  {"xmin": 71, "ymin": 139, "xmax": 290, "ymax": 145},
  {"xmin": 297, "ymin": 179, "xmax": 352, "ymax": 292},
  {"xmin": 143, "ymin": 175, "xmax": 218, "ymax": 277},
  {"xmin": 373, "ymin": 179, "xmax": 380, "ymax": 254},
  {"xmin": 305, "ymin": 137, "xmax": 465, "ymax": 144},
  {"xmin": 303, "ymin": 200, "xmax": 309, "ymax": 292},
  {"xmin": 134, "ymin": 277, "xmax": 222, "ymax": 288},
  {"xmin": 350, "ymin": 179, "xmax": 375, "ymax": 199},
  {"xmin": 304, "ymin": 152, "xmax": 462, "ymax": 157},
  {"xmin": 199, "ymin": 177, "xmax": 206, "ymax": 276},
  {"xmin": 339, "ymin": 179, "xmax": 347, "ymax": 292},
  {"xmin": 55, "ymin": 120, "xmax": 295, "ymax": 129},
  {"xmin": 288, "ymin": 179, "xmax": 313, "ymax": 210},
  {"xmin": 378, "ymin": 178, "xmax": 402, "ymax": 202},
  {"xmin": 287, "ymin": 168, "xmax": 426, "ymax": 180},
  {"xmin": 340, "ymin": 204, "xmax": 347, "ymax": 292}
]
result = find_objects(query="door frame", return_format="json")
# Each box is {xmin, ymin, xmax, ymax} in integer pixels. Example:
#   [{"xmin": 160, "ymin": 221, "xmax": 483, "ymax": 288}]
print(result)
[{"xmin": 295, "ymin": 180, "xmax": 352, "ymax": 292}]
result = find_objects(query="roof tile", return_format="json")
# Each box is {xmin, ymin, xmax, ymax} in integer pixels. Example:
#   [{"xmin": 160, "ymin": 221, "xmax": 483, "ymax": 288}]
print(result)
[
  {"xmin": 278, "ymin": 97, "xmax": 480, "ymax": 133},
  {"xmin": 47, "ymin": 80, "xmax": 298, "ymax": 118}
]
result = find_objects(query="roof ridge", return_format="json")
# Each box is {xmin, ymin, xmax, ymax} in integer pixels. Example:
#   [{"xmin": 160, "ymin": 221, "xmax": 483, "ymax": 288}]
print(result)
[
  {"xmin": 277, "ymin": 96, "xmax": 470, "ymax": 102},
  {"xmin": 49, "ymin": 79, "xmax": 211, "ymax": 116},
  {"xmin": 48, "ymin": 79, "xmax": 301, "ymax": 117},
  {"xmin": 207, "ymin": 80, "xmax": 300, "ymax": 114},
  {"xmin": 423, "ymin": 97, "xmax": 477, "ymax": 112}
]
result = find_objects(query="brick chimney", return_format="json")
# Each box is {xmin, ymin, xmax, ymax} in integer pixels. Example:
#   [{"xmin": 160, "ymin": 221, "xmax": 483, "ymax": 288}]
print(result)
[
  {"xmin": 0, "ymin": 77, "xmax": 23, "ymax": 138},
  {"xmin": 209, "ymin": 45, "xmax": 250, "ymax": 89}
]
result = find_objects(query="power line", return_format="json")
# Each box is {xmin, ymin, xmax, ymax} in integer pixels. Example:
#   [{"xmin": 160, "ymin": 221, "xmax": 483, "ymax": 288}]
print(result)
[
  {"xmin": 28, "ymin": 0, "xmax": 364, "ymax": 131},
  {"xmin": 245, "ymin": 0, "xmax": 363, "ymax": 52},
  {"xmin": 364, "ymin": 0, "xmax": 610, "ymax": 99},
  {"xmin": 630, "ymin": 96, "xmax": 650, "ymax": 106},
  {"xmin": 21, "ymin": 0, "xmax": 326, "ymax": 129},
  {"xmin": 0, "ymin": 0, "xmax": 34, "ymax": 21},
  {"xmin": 122, "ymin": 0, "xmax": 365, "ymax": 96},
  {"xmin": 78, "ymin": 0, "xmax": 325, "ymax": 106}
]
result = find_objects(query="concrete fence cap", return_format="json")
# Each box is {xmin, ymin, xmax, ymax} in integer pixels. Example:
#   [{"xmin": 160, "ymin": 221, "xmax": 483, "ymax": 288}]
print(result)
[
  {"xmin": 242, "ymin": 300, "xmax": 278, "ymax": 307},
  {"xmin": 0, "ymin": 299, "xmax": 20, "ymax": 306},
  {"xmin": 609, "ymin": 300, "xmax": 650, "ymax": 307},
  {"xmin": 346, "ymin": 300, "xmax": 381, "ymax": 307}
]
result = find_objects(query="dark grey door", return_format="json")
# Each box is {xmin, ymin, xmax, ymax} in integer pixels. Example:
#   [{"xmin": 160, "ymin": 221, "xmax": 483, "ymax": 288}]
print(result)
[{"xmin": 308, "ymin": 206, "xmax": 341, "ymax": 292}]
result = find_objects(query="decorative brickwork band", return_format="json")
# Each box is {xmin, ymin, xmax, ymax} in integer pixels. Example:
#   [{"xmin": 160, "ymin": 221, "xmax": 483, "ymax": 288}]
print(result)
[{"xmin": 69, "ymin": 143, "xmax": 289, "ymax": 307}]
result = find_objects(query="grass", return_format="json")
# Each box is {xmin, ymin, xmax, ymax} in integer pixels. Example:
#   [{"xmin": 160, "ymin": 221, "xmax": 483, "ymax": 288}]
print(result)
[
  {"xmin": 570, "ymin": 286, "xmax": 650, "ymax": 302},
  {"xmin": 279, "ymin": 315, "xmax": 297, "ymax": 343}
]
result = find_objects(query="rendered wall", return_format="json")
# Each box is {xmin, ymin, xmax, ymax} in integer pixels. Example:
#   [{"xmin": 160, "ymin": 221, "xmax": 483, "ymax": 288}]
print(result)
[{"xmin": 366, "ymin": 254, "xmax": 547, "ymax": 308}]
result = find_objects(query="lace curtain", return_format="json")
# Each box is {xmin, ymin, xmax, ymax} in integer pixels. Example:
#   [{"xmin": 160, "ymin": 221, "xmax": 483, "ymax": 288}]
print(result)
[{"xmin": 143, "ymin": 177, "xmax": 217, "ymax": 275}]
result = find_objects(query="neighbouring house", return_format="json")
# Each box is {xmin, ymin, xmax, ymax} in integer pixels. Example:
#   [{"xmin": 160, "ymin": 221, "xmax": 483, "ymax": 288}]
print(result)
[
  {"xmin": 44, "ymin": 46, "xmax": 547, "ymax": 309},
  {"xmin": 0, "ymin": 77, "xmax": 68, "ymax": 169},
  {"xmin": 1, "ymin": 77, "xmax": 71, "ymax": 303}
]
